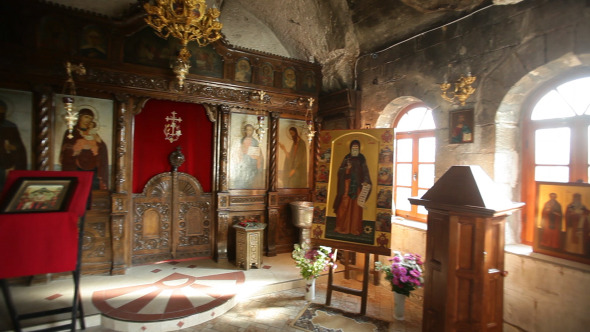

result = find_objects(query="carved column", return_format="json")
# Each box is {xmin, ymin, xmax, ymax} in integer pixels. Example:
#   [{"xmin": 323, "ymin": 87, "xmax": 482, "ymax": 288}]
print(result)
[
  {"xmin": 109, "ymin": 95, "xmax": 139, "ymax": 275},
  {"xmin": 32, "ymin": 86, "xmax": 53, "ymax": 171},
  {"xmin": 214, "ymin": 105, "xmax": 231, "ymax": 261},
  {"xmin": 266, "ymin": 111, "xmax": 280, "ymax": 256},
  {"xmin": 169, "ymin": 146, "xmax": 185, "ymax": 259}
]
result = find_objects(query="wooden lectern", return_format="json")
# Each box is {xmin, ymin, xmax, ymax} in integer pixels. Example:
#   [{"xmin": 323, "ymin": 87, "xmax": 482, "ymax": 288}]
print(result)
[{"xmin": 409, "ymin": 166, "xmax": 523, "ymax": 332}]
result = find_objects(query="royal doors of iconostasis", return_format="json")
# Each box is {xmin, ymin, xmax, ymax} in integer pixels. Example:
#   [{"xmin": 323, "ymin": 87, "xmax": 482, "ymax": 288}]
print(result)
[{"xmin": 130, "ymin": 100, "xmax": 215, "ymax": 265}]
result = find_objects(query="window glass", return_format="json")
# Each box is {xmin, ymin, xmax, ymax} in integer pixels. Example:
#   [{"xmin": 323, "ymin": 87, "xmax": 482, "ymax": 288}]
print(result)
[
  {"xmin": 535, "ymin": 166, "xmax": 569, "ymax": 182},
  {"xmin": 395, "ymin": 187, "xmax": 412, "ymax": 211},
  {"xmin": 396, "ymin": 163, "xmax": 412, "ymax": 186},
  {"xmin": 396, "ymin": 138, "xmax": 412, "ymax": 162},
  {"xmin": 523, "ymin": 75, "xmax": 590, "ymax": 245},
  {"xmin": 556, "ymin": 77, "xmax": 590, "ymax": 116},
  {"xmin": 396, "ymin": 107, "xmax": 435, "ymax": 131},
  {"xmin": 418, "ymin": 164, "xmax": 435, "ymax": 188},
  {"xmin": 531, "ymin": 90, "xmax": 575, "ymax": 120},
  {"xmin": 394, "ymin": 104, "xmax": 435, "ymax": 222},
  {"xmin": 418, "ymin": 137, "xmax": 435, "ymax": 162},
  {"xmin": 534, "ymin": 128, "xmax": 570, "ymax": 165}
]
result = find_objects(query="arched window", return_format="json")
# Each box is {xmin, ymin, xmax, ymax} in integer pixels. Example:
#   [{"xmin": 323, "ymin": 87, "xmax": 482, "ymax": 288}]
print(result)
[
  {"xmin": 521, "ymin": 76, "xmax": 590, "ymax": 244},
  {"xmin": 394, "ymin": 104, "xmax": 436, "ymax": 222}
]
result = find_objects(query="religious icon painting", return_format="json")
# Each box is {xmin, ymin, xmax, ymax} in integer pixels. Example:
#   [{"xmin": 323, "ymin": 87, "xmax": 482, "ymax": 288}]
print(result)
[
  {"xmin": 377, "ymin": 166, "xmax": 393, "ymax": 186},
  {"xmin": 533, "ymin": 181, "xmax": 590, "ymax": 265},
  {"xmin": 228, "ymin": 113, "xmax": 268, "ymax": 190},
  {"xmin": 312, "ymin": 129, "xmax": 394, "ymax": 255},
  {"xmin": 1, "ymin": 177, "xmax": 77, "ymax": 213},
  {"xmin": 314, "ymin": 184, "xmax": 327, "ymax": 203},
  {"xmin": 234, "ymin": 57, "xmax": 252, "ymax": 83},
  {"xmin": 79, "ymin": 24, "xmax": 108, "ymax": 59},
  {"xmin": 282, "ymin": 67, "xmax": 297, "ymax": 89},
  {"xmin": 189, "ymin": 43, "xmax": 224, "ymax": 78},
  {"xmin": 277, "ymin": 119, "xmax": 309, "ymax": 189},
  {"xmin": 258, "ymin": 62, "xmax": 274, "ymax": 87},
  {"xmin": 449, "ymin": 109, "xmax": 474, "ymax": 144},
  {"xmin": 0, "ymin": 88, "xmax": 33, "ymax": 190},
  {"xmin": 302, "ymin": 70, "xmax": 316, "ymax": 92},
  {"xmin": 53, "ymin": 94, "xmax": 114, "ymax": 190}
]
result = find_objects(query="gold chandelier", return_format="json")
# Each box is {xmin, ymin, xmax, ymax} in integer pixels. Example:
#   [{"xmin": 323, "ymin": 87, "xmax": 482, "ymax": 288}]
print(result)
[
  {"xmin": 144, "ymin": 0, "xmax": 223, "ymax": 88},
  {"xmin": 440, "ymin": 72, "xmax": 476, "ymax": 106}
]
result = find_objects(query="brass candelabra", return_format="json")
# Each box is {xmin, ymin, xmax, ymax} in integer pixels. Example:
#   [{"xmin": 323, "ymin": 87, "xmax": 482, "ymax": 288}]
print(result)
[{"xmin": 440, "ymin": 73, "xmax": 476, "ymax": 106}]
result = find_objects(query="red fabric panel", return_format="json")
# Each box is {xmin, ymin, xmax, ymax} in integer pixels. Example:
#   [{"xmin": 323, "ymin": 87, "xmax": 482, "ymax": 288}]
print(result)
[
  {"xmin": 132, "ymin": 100, "xmax": 213, "ymax": 193},
  {"xmin": 0, "ymin": 212, "xmax": 79, "ymax": 278},
  {"xmin": 0, "ymin": 171, "xmax": 93, "ymax": 278}
]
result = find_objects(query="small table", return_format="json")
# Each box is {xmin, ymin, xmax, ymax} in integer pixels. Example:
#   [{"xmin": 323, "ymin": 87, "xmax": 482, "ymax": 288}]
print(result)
[{"xmin": 233, "ymin": 223, "xmax": 267, "ymax": 270}]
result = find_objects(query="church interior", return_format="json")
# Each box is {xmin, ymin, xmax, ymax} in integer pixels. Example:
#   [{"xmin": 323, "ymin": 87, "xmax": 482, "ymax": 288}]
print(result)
[{"xmin": 0, "ymin": 0, "xmax": 589, "ymax": 331}]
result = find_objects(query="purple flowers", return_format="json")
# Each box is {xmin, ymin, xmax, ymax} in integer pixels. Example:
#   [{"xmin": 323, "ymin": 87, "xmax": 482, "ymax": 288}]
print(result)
[{"xmin": 375, "ymin": 250, "xmax": 424, "ymax": 297}]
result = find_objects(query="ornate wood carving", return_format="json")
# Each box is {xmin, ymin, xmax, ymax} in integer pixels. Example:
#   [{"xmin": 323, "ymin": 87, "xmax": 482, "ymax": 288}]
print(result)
[
  {"xmin": 132, "ymin": 172, "xmax": 212, "ymax": 264},
  {"xmin": 114, "ymin": 99, "xmax": 128, "ymax": 192},
  {"xmin": 269, "ymin": 112, "xmax": 280, "ymax": 192},
  {"xmin": 82, "ymin": 222, "xmax": 107, "ymax": 257},
  {"xmin": 33, "ymin": 88, "xmax": 52, "ymax": 171},
  {"xmin": 267, "ymin": 208, "xmax": 279, "ymax": 256},
  {"xmin": 230, "ymin": 196, "xmax": 265, "ymax": 204},
  {"xmin": 0, "ymin": 2, "xmax": 322, "ymax": 272},
  {"xmin": 216, "ymin": 212, "xmax": 230, "ymax": 261},
  {"xmin": 219, "ymin": 105, "xmax": 231, "ymax": 192}
]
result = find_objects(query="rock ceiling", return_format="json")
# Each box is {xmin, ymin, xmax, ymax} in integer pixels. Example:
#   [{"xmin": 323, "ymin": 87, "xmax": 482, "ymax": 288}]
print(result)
[{"xmin": 45, "ymin": 0, "xmax": 523, "ymax": 92}]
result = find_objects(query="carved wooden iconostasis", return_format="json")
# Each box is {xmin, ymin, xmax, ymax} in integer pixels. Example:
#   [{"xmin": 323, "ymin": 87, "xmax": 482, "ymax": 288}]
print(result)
[{"xmin": 0, "ymin": 0, "xmax": 320, "ymax": 276}]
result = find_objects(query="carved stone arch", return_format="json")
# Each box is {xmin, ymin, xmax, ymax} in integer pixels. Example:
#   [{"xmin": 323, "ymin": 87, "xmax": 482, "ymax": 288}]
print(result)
[
  {"xmin": 493, "ymin": 52, "xmax": 590, "ymax": 245},
  {"xmin": 375, "ymin": 96, "xmax": 430, "ymax": 128}
]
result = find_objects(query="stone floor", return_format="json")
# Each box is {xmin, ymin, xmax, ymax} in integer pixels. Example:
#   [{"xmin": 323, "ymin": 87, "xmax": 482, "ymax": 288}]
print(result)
[
  {"xmin": 86, "ymin": 279, "xmax": 422, "ymax": 332},
  {"xmin": 85, "ymin": 274, "xmax": 422, "ymax": 331},
  {"xmin": 1, "ymin": 253, "xmax": 422, "ymax": 331}
]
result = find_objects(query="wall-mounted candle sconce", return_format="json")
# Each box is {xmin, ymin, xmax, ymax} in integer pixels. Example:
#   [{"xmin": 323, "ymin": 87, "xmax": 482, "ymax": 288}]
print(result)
[
  {"xmin": 62, "ymin": 62, "xmax": 86, "ymax": 139},
  {"xmin": 256, "ymin": 115, "xmax": 266, "ymax": 141},
  {"xmin": 303, "ymin": 97, "xmax": 316, "ymax": 143},
  {"xmin": 440, "ymin": 72, "xmax": 476, "ymax": 106}
]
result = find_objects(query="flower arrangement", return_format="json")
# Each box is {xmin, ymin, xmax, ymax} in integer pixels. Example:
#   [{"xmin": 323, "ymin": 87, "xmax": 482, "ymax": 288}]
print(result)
[
  {"xmin": 375, "ymin": 251, "xmax": 424, "ymax": 297},
  {"xmin": 292, "ymin": 243, "xmax": 336, "ymax": 280},
  {"xmin": 235, "ymin": 217, "xmax": 263, "ymax": 228}
]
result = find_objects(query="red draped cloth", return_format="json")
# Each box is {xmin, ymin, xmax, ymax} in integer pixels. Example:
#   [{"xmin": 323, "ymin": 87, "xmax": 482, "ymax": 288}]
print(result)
[
  {"xmin": 0, "ymin": 170, "xmax": 93, "ymax": 279},
  {"xmin": 132, "ymin": 100, "xmax": 213, "ymax": 193}
]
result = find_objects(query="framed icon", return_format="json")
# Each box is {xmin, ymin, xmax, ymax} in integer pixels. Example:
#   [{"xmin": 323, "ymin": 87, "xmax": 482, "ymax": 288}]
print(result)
[{"xmin": 1, "ymin": 177, "xmax": 77, "ymax": 213}]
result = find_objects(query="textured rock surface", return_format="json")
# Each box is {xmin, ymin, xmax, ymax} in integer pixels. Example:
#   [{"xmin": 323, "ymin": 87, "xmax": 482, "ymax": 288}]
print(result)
[{"xmin": 47, "ymin": 0, "xmax": 490, "ymax": 92}]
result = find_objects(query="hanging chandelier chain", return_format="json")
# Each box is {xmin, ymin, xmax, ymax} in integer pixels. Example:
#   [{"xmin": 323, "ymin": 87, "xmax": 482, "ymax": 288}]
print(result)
[{"xmin": 144, "ymin": 0, "xmax": 223, "ymax": 87}]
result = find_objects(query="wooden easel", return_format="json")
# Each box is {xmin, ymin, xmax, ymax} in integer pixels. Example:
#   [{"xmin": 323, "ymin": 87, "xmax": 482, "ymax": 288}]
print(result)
[{"xmin": 325, "ymin": 250, "xmax": 381, "ymax": 315}]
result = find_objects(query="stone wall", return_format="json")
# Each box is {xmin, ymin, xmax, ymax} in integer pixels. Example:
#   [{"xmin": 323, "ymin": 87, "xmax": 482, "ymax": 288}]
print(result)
[
  {"xmin": 364, "ymin": 1, "xmax": 590, "ymax": 329},
  {"xmin": 358, "ymin": 0, "xmax": 590, "ymax": 191}
]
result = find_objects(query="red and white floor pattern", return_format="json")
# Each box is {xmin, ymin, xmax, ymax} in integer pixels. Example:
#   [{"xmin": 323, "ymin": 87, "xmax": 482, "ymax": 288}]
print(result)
[{"xmin": 92, "ymin": 271, "xmax": 245, "ymax": 322}]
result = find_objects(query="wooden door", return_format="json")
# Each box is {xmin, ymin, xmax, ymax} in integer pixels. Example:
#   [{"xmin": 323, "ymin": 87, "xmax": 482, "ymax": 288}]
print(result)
[
  {"xmin": 132, "ymin": 172, "xmax": 212, "ymax": 265},
  {"xmin": 482, "ymin": 217, "xmax": 506, "ymax": 331},
  {"xmin": 422, "ymin": 211, "xmax": 507, "ymax": 332}
]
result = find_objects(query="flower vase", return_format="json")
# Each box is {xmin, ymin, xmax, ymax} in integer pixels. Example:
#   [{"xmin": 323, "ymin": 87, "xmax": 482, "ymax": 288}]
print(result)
[
  {"xmin": 305, "ymin": 278, "xmax": 316, "ymax": 301},
  {"xmin": 393, "ymin": 292, "xmax": 406, "ymax": 320}
]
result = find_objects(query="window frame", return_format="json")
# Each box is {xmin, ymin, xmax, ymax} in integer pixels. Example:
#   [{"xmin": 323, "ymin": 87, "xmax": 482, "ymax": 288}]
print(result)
[
  {"xmin": 521, "ymin": 75, "xmax": 590, "ymax": 244},
  {"xmin": 393, "ymin": 103, "xmax": 435, "ymax": 222}
]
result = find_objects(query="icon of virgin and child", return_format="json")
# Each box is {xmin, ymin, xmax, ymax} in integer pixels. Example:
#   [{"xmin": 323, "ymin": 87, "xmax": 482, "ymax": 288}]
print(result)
[{"xmin": 59, "ymin": 108, "xmax": 109, "ymax": 190}]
